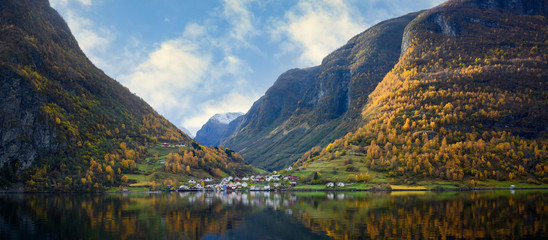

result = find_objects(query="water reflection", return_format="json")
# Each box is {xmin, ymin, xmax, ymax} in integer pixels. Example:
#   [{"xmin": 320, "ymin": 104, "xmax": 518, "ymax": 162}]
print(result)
[{"xmin": 0, "ymin": 191, "xmax": 546, "ymax": 239}]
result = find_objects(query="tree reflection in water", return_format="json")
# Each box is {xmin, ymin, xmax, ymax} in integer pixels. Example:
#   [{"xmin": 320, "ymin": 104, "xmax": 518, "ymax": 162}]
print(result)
[{"xmin": 0, "ymin": 191, "xmax": 546, "ymax": 239}]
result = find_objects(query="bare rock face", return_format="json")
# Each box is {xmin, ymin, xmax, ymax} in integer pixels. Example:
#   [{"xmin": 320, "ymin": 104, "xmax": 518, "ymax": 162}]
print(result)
[
  {"xmin": 224, "ymin": 12, "xmax": 420, "ymax": 170},
  {"xmin": 0, "ymin": 67, "xmax": 58, "ymax": 170}
]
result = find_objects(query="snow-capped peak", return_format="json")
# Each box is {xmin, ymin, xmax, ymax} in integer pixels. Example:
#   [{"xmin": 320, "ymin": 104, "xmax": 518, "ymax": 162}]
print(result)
[{"xmin": 212, "ymin": 112, "xmax": 244, "ymax": 124}]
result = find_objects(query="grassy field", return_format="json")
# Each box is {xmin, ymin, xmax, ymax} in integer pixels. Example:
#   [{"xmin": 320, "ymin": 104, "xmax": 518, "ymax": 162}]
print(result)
[
  {"xmin": 294, "ymin": 184, "xmax": 326, "ymax": 189},
  {"xmin": 117, "ymin": 145, "xmax": 548, "ymax": 192}
]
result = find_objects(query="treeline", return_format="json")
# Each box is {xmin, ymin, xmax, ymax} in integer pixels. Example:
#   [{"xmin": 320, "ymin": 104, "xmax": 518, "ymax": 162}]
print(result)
[{"xmin": 163, "ymin": 145, "xmax": 255, "ymax": 178}]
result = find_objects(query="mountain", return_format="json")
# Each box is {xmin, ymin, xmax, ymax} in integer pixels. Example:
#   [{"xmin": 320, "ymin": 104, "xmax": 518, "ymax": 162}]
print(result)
[
  {"xmin": 223, "ymin": 12, "xmax": 422, "ymax": 170},
  {"xmin": 0, "ymin": 0, "xmax": 254, "ymax": 190},
  {"xmin": 297, "ymin": 0, "xmax": 548, "ymax": 184},
  {"xmin": 195, "ymin": 112, "xmax": 244, "ymax": 146},
  {"xmin": 181, "ymin": 127, "xmax": 194, "ymax": 138}
]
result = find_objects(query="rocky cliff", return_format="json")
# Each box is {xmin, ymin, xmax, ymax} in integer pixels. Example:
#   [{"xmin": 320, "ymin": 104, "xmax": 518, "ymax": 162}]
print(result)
[
  {"xmin": 224, "ymin": 12, "xmax": 422, "ymax": 170},
  {"xmin": 0, "ymin": 0, "xmax": 191, "ymax": 188},
  {"xmin": 297, "ymin": 0, "xmax": 547, "ymax": 183},
  {"xmin": 0, "ymin": 67, "xmax": 58, "ymax": 170}
]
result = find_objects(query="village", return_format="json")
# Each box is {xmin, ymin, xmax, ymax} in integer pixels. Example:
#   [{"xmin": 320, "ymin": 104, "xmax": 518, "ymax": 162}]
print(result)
[{"xmin": 173, "ymin": 174, "xmax": 349, "ymax": 191}]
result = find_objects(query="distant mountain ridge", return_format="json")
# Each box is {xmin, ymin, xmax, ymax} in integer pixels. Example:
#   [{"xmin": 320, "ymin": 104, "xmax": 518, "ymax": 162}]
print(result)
[
  {"xmin": 195, "ymin": 112, "xmax": 244, "ymax": 147},
  {"xmin": 222, "ymin": 12, "xmax": 422, "ymax": 170}
]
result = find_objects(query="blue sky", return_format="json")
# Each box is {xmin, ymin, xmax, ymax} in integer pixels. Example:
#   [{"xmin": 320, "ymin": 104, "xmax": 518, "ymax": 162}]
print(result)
[{"xmin": 50, "ymin": 0, "xmax": 445, "ymax": 136}]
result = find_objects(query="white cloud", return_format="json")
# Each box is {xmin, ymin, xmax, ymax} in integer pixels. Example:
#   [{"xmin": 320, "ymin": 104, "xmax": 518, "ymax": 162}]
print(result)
[
  {"xmin": 50, "ymin": 0, "xmax": 114, "ymax": 72},
  {"xmin": 182, "ymin": 91, "xmax": 259, "ymax": 134},
  {"xmin": 222, "ymin": 0, "xmax": 256, "ymax": 43},
  {"xmin": 271, "ymin": 0, "xmax": 366, "ymax": 66},
  {"xmin": 49, "ymin": 0, "xmax": 448, "ymax": 138},
  {"xmin": 50, "ymin": 0, "xmax": 93, "ymax": 8},
  {"xmin": 120, "ymin": 39, "xmax": 212, "ymax": 113},
  {"xmin": 64, "ymin": 11, "xmax": 112, "ymax": 57}
]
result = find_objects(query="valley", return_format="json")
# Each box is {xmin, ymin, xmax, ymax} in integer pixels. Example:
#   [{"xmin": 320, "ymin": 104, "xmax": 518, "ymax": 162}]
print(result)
[{"xmin": 0, "ymin": 0, "xmax": 546, "ymax": 192}]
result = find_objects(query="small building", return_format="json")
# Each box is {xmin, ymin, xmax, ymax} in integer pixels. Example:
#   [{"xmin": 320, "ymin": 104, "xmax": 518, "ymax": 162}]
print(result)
[
  {"xmin": 290, "ymin": 182, "xmax": 297, "ymax": 187},
  {"xmin": 285, "ymin": 166, "xmax": 293, "ymax": 171},
  {"xmin": 337, "ymin": 182, "xmax": 345, "ymax": 187},
  {"xmin": 326, "ymin": 182, "xmax": 334, "ymax": 188},
  {"xmin": 204, "ymin": 177, "xmax": 213, "ymax": 182},
  {"xmin": 188, "ymin": 179, "xmax": 196, "ymax": 184},
  {"xmin": 242, "ymin": 182, "xmax": 248, "ymax": 188},
  {"xmin": 290, "ymin": 175, "xmax": 298, "ymax": 181},
  {"xmin": 162, "ymin": 143, "xmax": 169, "ymax": 147},
  {"xmin": 242, "ymin": 177, "xmax": 250, "ymax": 181}
]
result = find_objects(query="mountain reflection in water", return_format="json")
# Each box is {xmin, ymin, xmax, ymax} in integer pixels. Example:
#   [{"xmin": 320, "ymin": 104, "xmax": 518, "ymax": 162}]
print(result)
[{"xmin": 0, "ymin": 191, "xmax": 546, "ymax": 239}]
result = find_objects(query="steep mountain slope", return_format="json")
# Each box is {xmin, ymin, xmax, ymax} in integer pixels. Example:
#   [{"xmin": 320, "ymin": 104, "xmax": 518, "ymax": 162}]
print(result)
[
  {"xmin": 0, "ymin": 0, "xmax": 254, "ymax": 190},
  {"xmin": 195, "ymin": 112, "xmax": 243, "ymax": 147},
  {"xmin": 297, "ymin": 0, "xmax": 548, "ymax": 184},
  {"xmin": 224, "ymin": 12, "xmax": 421, "ymax": 170}
]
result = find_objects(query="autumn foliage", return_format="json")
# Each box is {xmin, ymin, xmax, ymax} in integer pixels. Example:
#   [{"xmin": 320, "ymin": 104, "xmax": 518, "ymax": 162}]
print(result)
[{"xmin": 297, "ymin": 3, "xmax": 548, "ymax": 183}]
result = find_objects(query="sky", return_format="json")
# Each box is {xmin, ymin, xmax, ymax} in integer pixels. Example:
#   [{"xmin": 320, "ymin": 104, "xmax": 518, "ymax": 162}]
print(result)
[{"xmin": 49, "ymin": 0, "xmax": 445, "ymax": 136}]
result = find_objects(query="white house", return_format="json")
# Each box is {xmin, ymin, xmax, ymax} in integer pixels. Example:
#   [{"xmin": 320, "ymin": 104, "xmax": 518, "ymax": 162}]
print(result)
[
  {"xmin": 285, "ymin": 166, "xmax": 293, "ymax": 171},
  {"xmin": 337, "ymin": 182, "xmax": 345, "ymax": 187},
  {"xmin": 242, "ymin": 182, "xmax": 248, "ymax": 188},
  {"xmin": 242, "ymin": 177, "xmax": 249, "ymax": 181},
  {"xmin": 326, "ymin": 182, "xmax": 334, "ymax": 188},
  {"xmin": 188, "ymin": 179, "xmax": 196, "ymax": 184}
]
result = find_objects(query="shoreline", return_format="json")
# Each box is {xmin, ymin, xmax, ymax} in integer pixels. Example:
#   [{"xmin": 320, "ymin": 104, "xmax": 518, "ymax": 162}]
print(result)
[{"xmin": 1, "ymin": 187, "xmax": 547, "ymax": 194}]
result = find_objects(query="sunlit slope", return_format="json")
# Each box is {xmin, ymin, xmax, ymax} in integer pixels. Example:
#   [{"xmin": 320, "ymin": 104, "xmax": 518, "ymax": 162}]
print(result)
[
  {"xmin": 225, "ymin": 12, "xmax": 422, "ymax": 170},
  {"xmin": 297, "ymin": 0, "xmax": 548, "ymax": 184}
]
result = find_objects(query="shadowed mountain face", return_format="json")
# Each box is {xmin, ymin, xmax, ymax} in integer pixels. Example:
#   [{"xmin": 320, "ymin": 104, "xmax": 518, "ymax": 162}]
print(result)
[
  {"xmin": 296, "ymin": 0, "xmax": 547, "ymax": 183},
  {"xmin": 0, "ymin": 0, "xmax": 190, "ymax": 178},
  {"xmin": 0, "ymin": 0, "xmax": 256, "ymax": 189},
  {"xmin": 222, "ymin": 12, "xmax": 421, "ymax": 170}
]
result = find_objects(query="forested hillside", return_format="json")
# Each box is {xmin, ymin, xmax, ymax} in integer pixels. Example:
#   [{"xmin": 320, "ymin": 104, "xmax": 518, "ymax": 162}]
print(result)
[
  {"xmin": 224, "ymin": 12, "xmax": 422, "ymax": 170},
  {"xmin": 297, "ymin": 0, "xmax": 548, "ymax": 184},
  {"xmin": 0, "ymin": 0, "xmax": 254, "ymax": 191}
]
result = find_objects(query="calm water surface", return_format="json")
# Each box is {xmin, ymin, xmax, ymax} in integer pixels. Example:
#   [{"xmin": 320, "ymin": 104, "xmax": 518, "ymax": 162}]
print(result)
[{"xmin": 1, "ymin": 190, "xmax": 546, "ymax": 239}]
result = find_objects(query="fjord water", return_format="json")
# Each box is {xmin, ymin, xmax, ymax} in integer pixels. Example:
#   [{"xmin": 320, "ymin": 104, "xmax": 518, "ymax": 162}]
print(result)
[{"xmin": 1, "ymin": 191, "xmax": 546, "ymax": 239}]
